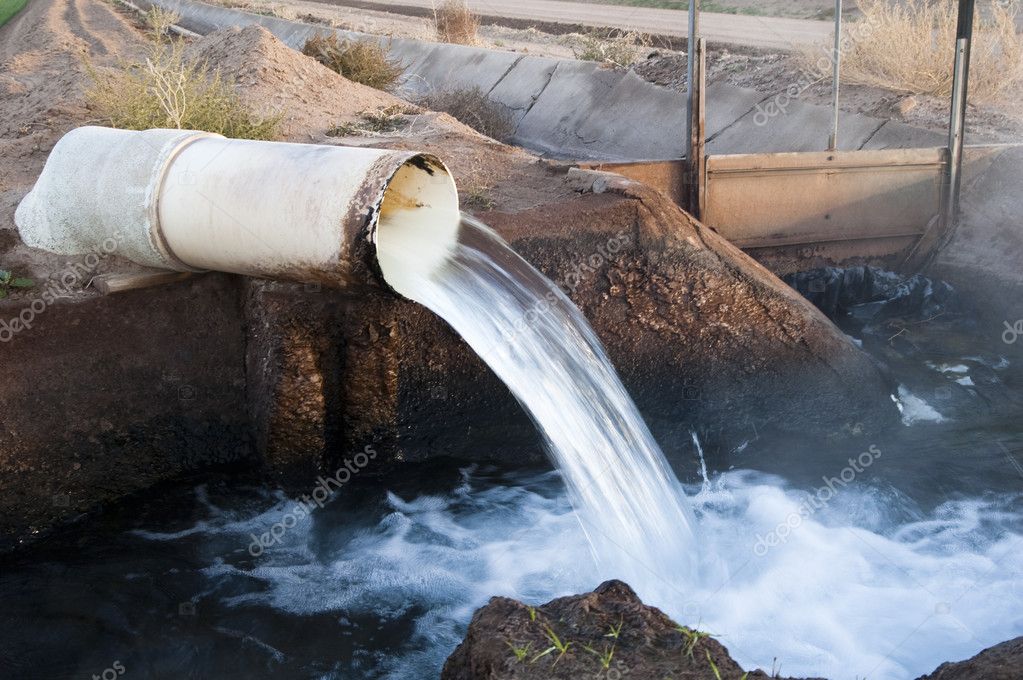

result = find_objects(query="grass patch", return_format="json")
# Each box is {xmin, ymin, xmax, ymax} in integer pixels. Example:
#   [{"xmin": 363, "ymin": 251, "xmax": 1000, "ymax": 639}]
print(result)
[
  {"xmin": 803, "ymin": 0, "xmax": 1023, "ymax": 103},
  {"xmin": 434, "ymin": 0, "xmax": 479, "ymax": 45},
  {"xmin": 0, "ymin": 0, "xmax": 28, "ymax": 28},
  {"xmin": 568, "ymin": 29, "xmax": 649, "ymax": 68},
  {"xmin": 416, "ymin": 86, "xmax": 514, "ymax": 141},
  {"xmin": 85, "ymin": 41, "xmax": 281, "ymax": 139},
  {"xmin": 302, "ymin": 33, "xmax": 405, "ymax": 92}
]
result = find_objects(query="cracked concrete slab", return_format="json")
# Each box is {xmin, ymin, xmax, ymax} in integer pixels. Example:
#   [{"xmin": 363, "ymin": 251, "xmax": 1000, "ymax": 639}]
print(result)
[
  {"xmin": 392, "ymin": 41, "xmax": 523, "ymax": 97},
  {"xmin": 515, "ymin": 61, "xmax": 686, "ymax": 160},
  {"xmin": 708, "ymin": 95, "xmax": 884, "ymax": 154},
  {"xmin": 860, "ymin": 120, "xmax": 947, "ymax": 150},
  {"xmin": 488, "ymin": 55, "xmax": 558, "ymax": 126}
]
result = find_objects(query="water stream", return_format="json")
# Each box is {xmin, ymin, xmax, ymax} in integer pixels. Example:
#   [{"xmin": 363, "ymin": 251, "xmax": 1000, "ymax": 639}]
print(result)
[{"xmin": 378, "ymin": 214, "xmax": 698, "ymax": 600}]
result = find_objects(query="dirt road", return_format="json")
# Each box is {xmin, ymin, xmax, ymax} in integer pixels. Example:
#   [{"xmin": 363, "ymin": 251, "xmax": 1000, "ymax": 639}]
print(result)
[{"xmin": 317, "ymin": 0, "xmax": 833, "ymax": 50}]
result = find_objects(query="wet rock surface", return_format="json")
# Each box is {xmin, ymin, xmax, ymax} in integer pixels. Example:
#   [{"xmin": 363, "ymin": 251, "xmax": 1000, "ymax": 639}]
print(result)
[
  {"xmin": 444, "ymin": 580, "xmax": 1023, "ymax": 680},
  {"xmin": 914, "ymin": 636, "xmax": 1023, "ymax": 680},
  {"xmin": 442, "ymin": 580, "xmax": 815, "ymax": 680},
  {"xmin": 0, "ymin": 274, "xmax": 252, "ymax": 552}
]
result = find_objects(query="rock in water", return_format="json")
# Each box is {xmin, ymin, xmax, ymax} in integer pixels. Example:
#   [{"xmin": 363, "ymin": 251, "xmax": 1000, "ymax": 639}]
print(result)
[
  {"xmin": 442, "ymin": 580, "xmax": 817, "ymax": 680},
  {"xmin": 914, "ymin": 637, "xmax": 1023, "ymax": 680}
]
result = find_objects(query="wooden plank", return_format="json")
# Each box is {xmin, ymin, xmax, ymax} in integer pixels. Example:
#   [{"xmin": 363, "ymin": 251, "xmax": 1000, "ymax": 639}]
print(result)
[{"xmin": 92, "ymin": 271, "xmax": 194, "ymax": 295}]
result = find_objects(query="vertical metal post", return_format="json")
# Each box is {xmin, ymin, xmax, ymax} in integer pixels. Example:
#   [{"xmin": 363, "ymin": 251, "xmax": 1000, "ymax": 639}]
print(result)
[
  {"xmin": 686, "ymin": 0, "xmax": 700, "ymax": 215},
  {"xmin": 689, "ymin": 37, "xmax": 707, "ymax": 219},
  {"xmin": 903, "ymin": 0, "xmax": 974, "ymax": 270},
  {"xmin": 946, "ymin": 0, "xmax": 975, "ymax": 224},
  {"xmin": 686, "ymin": 0, "xmax": 699, "ymax": 162},
  {"xmin": 828, "ymin": 0, "xmax": 842, "ymax": 150}
]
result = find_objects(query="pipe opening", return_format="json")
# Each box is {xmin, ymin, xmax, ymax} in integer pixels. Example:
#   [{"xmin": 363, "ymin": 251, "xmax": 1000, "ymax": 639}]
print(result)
[{"xmin": 375, "ymin": 156, "xmax": 461, "ymax": 299}]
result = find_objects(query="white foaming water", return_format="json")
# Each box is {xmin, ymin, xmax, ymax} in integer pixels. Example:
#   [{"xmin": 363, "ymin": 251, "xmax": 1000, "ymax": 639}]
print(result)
[
  {"xmin": 139, "ymin": 470, "xmax": 1023, "ymax": 680},
  {"xmin": 377, "ymin": 212, "xmax": 698, "ymax": 598}
]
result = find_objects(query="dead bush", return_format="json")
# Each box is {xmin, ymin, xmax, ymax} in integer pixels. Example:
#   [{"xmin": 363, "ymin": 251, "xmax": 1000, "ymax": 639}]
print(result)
[
  {"xmin": 803, "ymin": 0, "xmax": 1023, "ymax": 103},
  {"xmin": 85, "ymin": 42, "xmax": 281, "ymax": 139},
  {"xmin": 434, "ymin": 0, "xmax": 479, "ymax": 46},
  {"xmin": 417, "ymin": 87, "xmax": 514, "ymax": 141},
  {"xmin": 326, "ymin": 105, "xmax": 419, "ymax": 136},
  {"xmin": 569, "ymin": 29, "xmax": 647, "ymax": 68},
  {"xmin": 142, "ymin": 6, "xmax": 180, "ymax": 41},
  {"xmin": 302, "ymin": 33, "xmax": 405, "ymax": 92}
]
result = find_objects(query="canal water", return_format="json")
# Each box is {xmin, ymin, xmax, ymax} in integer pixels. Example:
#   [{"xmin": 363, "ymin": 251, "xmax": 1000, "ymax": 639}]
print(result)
[{"xmin": 0, "ymin": 247, "xmax": 1020, "ymax": 679}]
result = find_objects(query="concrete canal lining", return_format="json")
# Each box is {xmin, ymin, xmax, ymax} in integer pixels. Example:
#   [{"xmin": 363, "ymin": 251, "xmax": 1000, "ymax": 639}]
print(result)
[{"xmin": 141, "ymin": 0, "xmax": 937, "ymax": 161}]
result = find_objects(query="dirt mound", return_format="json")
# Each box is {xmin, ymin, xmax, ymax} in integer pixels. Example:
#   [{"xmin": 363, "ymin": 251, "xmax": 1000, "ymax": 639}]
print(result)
[
  {"xmin": 185, "ymin": 25, "xmax": 408, "ymax": 140},
  {"xmin": 0, "ymin": 0, "xmax": 150, "ymax": 280}
]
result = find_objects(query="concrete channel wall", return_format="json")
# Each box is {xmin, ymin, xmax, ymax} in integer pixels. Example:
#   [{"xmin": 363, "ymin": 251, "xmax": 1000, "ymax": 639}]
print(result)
[{"xmin": 146, "ymin": 0, "xmax": 944, "ymax": 161}]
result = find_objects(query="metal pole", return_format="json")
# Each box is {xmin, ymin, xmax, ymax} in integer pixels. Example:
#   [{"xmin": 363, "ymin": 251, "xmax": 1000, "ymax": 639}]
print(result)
[
  {"xmin": 828, "ymin": 0, "xmax": 842, "ymax": 150},
  {"xmin": 686, "ymin": 0, "xmax": 699, "ymax": 161},
  {"xmin": 692, "ymin": 37, "xmax": 707, "ymax": 220},
  {"xmin": 904, "ymin": 0, "xmax": 975, "ymax": 271},
  {"xmin": 946, "ymin": 0, "xmax": 975, "ymax": 223},
  {"xmin": 685, "ymin": 0, "xmax": 699, "ymax": 213}
]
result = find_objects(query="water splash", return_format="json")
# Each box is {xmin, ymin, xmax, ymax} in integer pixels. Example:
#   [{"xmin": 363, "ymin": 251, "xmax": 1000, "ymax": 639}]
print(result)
[{"xmin": 378, "ymin": 213, "xmax": 698, "ymax": 598}]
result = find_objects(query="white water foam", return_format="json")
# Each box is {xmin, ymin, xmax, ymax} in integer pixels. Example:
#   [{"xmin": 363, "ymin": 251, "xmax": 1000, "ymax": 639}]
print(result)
[
  {"xmin": 377, "ymin": 213, "xmax": 699, "ymax": 600},
  {"xmin": 138, "ymin": 468, "xmax": 1023, "ymax": 680},
  {"xmin": 892, "ymin": 385, "xmax": 946, "ymax": 425}
]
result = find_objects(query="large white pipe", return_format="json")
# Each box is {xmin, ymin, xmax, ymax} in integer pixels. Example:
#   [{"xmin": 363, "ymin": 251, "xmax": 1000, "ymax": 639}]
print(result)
[{"xmin": 15, "ymin": 126, "xmax": 461, "ymax": 293}]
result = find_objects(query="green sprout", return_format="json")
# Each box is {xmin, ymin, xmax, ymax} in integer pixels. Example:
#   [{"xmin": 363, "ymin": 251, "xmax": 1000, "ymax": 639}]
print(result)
[
  {"xmin": 583, "ymin": 642, "xmax": 616, "ymax": 669},
  {"xmin": 676, "ymin": 625, "xmax": 714, "ymax": 659},
  {"xmin": 505, "ymin": 640, "xmax": 532, "ymax": 663},
  {"xmin": 531, "ymin": 624, "xmax": 572, "ymax": 666},
  {"xmin": 0, "ymin": 270, "xmax": 33, "ymax": 299}
]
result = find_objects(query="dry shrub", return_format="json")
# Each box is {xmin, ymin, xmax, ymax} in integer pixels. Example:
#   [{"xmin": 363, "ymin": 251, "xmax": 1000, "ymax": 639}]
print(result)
[
  {"xmin": 570, "ymin": 29, "xmax": 647, "ymax": 68},
  {"xmin": 327, "ymin": 104, "xmax": 419, "ymax": 136},
  {"xmin": 142, "ymin": 6, "xmax": 180, "ymax": 40},
  {"xmin": 417, "ymin": 86, "xmax": 514, "ymax": 141},
  {"xmin": 434, "ymin": 0, "xmax": 479, "ymax": 45},
  {"xmin": 806, "ymin": 0, "xmax": 1023, "ymax": 103},
  {"xmin": 85, "ymin": 42, "xmax": 280, "ymax": 140},
  {"xmin": 302, "ymin": 34, "xmax": 405, "ymax": 91}
]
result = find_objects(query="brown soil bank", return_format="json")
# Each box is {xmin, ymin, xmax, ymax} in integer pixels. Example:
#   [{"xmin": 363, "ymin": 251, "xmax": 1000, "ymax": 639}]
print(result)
[
  {"xmin": 442, "ymin": 580, "xmax": 1023, "ymax": 680},
  {"xmin": 1, "ymin": 6, "xmax": 896, "ymax": 550}
]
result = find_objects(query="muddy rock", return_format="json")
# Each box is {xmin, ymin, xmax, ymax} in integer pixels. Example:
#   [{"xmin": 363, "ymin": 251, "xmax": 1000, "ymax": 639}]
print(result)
[
  {"xmin": 914, "ymin": 637, "xmax": 1023, "ymax": 680},
  {"xmin": 442, "ymin": 580, "xmax": 816, "ymax": 680}
]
